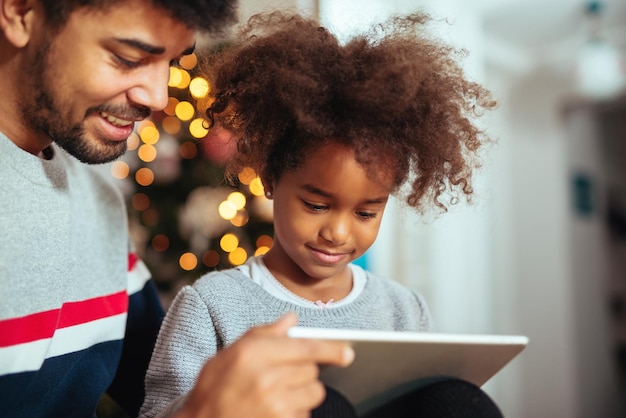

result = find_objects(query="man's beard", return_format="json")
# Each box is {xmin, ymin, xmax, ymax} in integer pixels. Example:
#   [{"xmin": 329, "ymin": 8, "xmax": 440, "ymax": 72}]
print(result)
[{"xmin": 21, "ymin": 41, "xmax": 147, "ymax": 164}]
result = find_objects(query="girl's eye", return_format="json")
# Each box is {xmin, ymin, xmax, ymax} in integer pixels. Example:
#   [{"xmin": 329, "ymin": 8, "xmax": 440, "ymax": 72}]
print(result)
[
  {"xmin": 303, "ymin": 201, "xmax": 327, "ymax": 212},
  {"xmin": 357, "ymin": 211, "xmax": 377, "ymax": 220}
]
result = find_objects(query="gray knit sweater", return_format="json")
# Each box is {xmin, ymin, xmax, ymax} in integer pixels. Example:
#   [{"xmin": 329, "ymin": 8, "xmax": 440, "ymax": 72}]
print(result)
[{"xmin": 140, "ymin": 268, "xmax": 433, "ymax": 417}]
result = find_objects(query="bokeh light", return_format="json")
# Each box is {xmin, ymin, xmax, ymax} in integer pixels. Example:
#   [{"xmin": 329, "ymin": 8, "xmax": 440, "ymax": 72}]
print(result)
[
  {"xmin": 138, "ymin": 144, "xmax": 157, "ymax": 162},
  {"xmin": 168, "ymin": 67, "xmax": 183, "ymax": 87},
  {"xmin": 255, "ymin": 246, "xmax": 270, "ymax": 256},
  {"xmin": 228, "ymin": 192, "xmax": 246, "ymax": 210},
  {"xmin": 179, "ymin": 252, "xmax": 198, "ymax": 271},
  {"xmin": 189, "ymin": 77, "xmax": 210, "ymax": 99},
  {"xmin": 179, "ymin": 53, "xmax": 198, "ymax": 70},
  {"xmin": 256, "ymin": 235, "xmax": 274, "ymax": 249},
  {"xmin": 127, "ymin": 132, "xmax": 140, "ymax": 151},
  {"xmin": 141, "ymin": 208, "xmax": 159, "ymax": 226},
  {"xmin": 231, "ymin": 210, "xmax": 249, "ymax": 227},
  {"xmin": 218, "ymin": 200, "xmax": 237, "ymax": 220},
  {"xmin": 131, "ymin": 193, "xmax": 150, "ymax": 211},
  {"xmin": 220, "ymin": 233, "xmax": 239, "ymax": 253},
  {"xmin": 135, "ymin": 167, "xmax": 155, "ymax": 186},
  {"xmin": 189, "ymin": 118, "xmax": 209, "ymax": 139},
  {"xmin": 151, "ymin": 234, "xmax": 169, "ymax": 252},
  {"xmin": 202, "ymin": 250, "xmax": 220, "ymax": 267},
  {"xmin": 249, "ymin": 177, "xmax": 265, "ymax": 196},
  {"xmin": 176, "ymin": 69, "xmax": 191, "ymax": 89},
  {"xmin": 139, "ymin": 124, "xmax": 159, "ymax": 145},
  {"xmin": 228, "ymin": 247, "xmax": 248, "ymax": 266},
  {"xmin": 179, "ymin": 141, "xmax": 198, "ymax": 159},
  {"xmin": 162, "ymin": 116, "xmax": 182, "ymax": 135},
  {"xmin": 238, "ymin": 167, "xmax": 257, "ymax": 185},
  {"xmin": 175, "ymin": 101, "xmax": 195, "ymax": 121},
  {"xmin": 163, "ymin": 97, "xmax": 179, "ymax": 116},
  {"xmin": 110, "ymin": 161, "xmax": 130, "ymax": 179}
]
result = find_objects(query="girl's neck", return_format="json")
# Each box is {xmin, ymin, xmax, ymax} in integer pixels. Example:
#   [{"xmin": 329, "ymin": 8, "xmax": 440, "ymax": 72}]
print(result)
[{"xmin": 261, "ymin": 251, "xmax": 353, "ymax": 303}]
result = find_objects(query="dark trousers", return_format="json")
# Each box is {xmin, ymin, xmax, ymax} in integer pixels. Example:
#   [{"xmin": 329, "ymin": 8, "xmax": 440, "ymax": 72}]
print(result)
[{"xmin": 312, "ymin": 379, "xmax": 503, "ymax": 418}]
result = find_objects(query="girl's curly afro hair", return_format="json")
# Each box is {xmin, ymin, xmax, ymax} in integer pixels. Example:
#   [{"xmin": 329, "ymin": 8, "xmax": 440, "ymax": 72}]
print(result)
[{"xmin": 202, "ymin": 11, "xmax": 496, "ymax": 212}]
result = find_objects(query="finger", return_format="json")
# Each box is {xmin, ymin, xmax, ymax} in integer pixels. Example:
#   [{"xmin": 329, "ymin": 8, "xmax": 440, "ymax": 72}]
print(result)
[{"xmin": 265, "ymin": 337, "xmax": 355, "ymax": 368}]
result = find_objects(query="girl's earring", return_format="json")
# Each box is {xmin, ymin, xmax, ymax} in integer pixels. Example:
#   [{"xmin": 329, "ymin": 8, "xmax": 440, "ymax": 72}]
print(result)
[{"xmin": 265, "ymin": 191, "xmax": 272, "ymax": 198}]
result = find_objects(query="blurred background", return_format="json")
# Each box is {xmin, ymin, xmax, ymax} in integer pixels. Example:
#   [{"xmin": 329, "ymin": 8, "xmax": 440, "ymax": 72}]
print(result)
[{"xmin": 104, "ymin": 0, "xmax": 626, "ymax": 417}]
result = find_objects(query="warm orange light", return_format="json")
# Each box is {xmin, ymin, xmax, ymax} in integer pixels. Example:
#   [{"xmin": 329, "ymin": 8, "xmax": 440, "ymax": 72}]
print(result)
[
  {"xmin": 131, "ymin": 193, "xmax": 150, "ymax": 211},
  {"xmin": 249, "ymin": 177, "xmax": 265, "ymax": 196},
  {"xmin": 179, "ymin": 141, "xmax": 198, "ymax": 159},
  {"xmin": 169, "ymin": 67, "xmax": 183, "ymax": 87},
  {"xmin": 238, "ymin": 167, "xmax": 257, "ymax": 185},
  {"xmin": 127, "ymin": 132, "xmax": 140, "ymax": 150},
  {"xmin": 110, "ymin": 161, "xmax": 129, "ymax": 179},
  {"xmin": 162, "ymin": 116, "xmax": 181, "ymax": 135},
  {"xmin": 256, "ymin": 235, "xmax": 274, "ymax": 249},
  {"xmin": 220, "ymin": 233, "xmax": 239, "ymax": 252},
  {"xmin": 135, "ymin": 167, "xmax": 154, "ymax": 186},
  {"xmin": 138, "ymin": 144, "xmax": 157, "ymax": 162},
  {"xmin": 227, "ymin": 192, "xmax": 246, "ymax": 209},
  {"xmin": 228, "ymin": 247, "xmax": 248, "ymax": 266},
  {"xmin": 189, "ymin": 77, "xmax": 210, "ymax": 99},
  {"xmin": 175, "ymin": 101, "xmax": 195, "ymax": 121},
  {"xmin": 189, "ymin": 118, "xmax": 209, "ymax": 139},
  {"xmin": 164, "ymin": 97, "xmax": 179, "ymax": 116},
  {"xmin": 152, "ymin": 234, "xmax": 170, "ymax": 252},
  {"xmin": 139, "ymin": 125, "xmax": 159, "ymax": 145},
  {"xmin": 179, "ymin": 252, "xmax": 198, "ymax": 271},
  {"xmin": 218, "ymin": 200, "xmax": 237, "ymax": 220},
  {"xmin": 179, "ymin": 53, "xmax": 198, "ymax": 70},
  {"xmin": 202, "ymin": 250, "xmax": 220, "ymax": 267},
  {"xmin": 230, "ymin": 210, "xmax": 249, "ymax": 227},
  {"xmin": 255, "ymin": 246, "xmax": 270, "ymax": 256}
]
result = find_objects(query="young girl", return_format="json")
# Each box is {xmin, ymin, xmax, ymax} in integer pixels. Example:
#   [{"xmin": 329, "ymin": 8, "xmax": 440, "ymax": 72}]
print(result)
[{"xmin": 141, "ymin": 12, "xmax": 498, "ymax": 418}]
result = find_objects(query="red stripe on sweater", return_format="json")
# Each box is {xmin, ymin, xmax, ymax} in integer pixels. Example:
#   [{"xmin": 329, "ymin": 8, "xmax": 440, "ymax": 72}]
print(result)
[
  {"xmin": 0, "ymin": 291, "xmax": 128, "ymax": 348},
  {"xmin": 128, "ymin": 252, "xmax": 139, "ymax": 271}
]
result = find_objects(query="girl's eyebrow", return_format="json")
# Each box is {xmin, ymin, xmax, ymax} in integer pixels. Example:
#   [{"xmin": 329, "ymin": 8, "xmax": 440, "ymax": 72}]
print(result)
[
  {"xmin": 114, "ymin": 37, "xmax": 196, "ymax": 56},
  {"xmin": 302, "ymin": 184, "xmax": 388, "ymax": 204}
]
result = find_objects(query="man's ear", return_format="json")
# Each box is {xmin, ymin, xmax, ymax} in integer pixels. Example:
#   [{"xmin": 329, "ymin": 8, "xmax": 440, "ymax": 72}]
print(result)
[{"xmin": 0, "ymin": 0, "xmax": 35, "ymax": 48}]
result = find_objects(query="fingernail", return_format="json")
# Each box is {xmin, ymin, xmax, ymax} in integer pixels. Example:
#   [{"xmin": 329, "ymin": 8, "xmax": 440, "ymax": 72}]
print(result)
[{"xmin": 343, "ymin": 346, "xmax": 355, "ymax": 365}]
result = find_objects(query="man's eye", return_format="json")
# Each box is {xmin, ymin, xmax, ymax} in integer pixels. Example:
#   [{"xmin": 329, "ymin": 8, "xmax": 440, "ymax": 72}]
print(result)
[{"xmin": 115, "ymin": 55, "xmax": 141, "ymax": 68}]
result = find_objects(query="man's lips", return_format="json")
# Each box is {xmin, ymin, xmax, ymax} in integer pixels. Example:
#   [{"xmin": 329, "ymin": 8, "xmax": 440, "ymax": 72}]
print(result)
[
  {"xmin": 99, "ymin": 111, "xmax": 137, "ymax": 127},
  {"xmin": 95, "ymin": 111, "xmax": 139, "ymax": 142}
]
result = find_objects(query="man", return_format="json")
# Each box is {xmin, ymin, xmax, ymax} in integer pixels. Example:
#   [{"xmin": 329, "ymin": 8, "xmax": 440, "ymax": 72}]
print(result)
[{"xmin": 0, "ymin": 0, "xmax": 353, "ymax": 417}]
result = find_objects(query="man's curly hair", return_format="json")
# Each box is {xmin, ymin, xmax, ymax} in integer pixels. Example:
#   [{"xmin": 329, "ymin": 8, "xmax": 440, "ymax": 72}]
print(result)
[{"xmin": 203, "ymin": 12, "xmax": 496, "ymax": 212}]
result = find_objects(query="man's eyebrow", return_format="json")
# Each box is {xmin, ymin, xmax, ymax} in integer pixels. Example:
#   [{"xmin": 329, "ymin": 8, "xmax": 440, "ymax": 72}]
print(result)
[{"xmin": 114, "ymin": 38, "xmax": 196, "ymax": 56}]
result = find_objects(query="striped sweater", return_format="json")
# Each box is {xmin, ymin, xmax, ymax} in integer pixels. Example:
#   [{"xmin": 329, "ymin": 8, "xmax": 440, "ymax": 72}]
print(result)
[{"xmin": 0, "ymin": 134, "xmax": 164, "ymax": 418}]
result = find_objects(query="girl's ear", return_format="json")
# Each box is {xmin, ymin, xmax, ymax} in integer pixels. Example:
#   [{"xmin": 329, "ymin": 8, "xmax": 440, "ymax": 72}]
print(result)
[
  {"xmin": 0, "ymin": 0, "xmax": 35, "ymax": 48},
  {"xmin": 261, "ymin": 176, "xmax": 274, "ymax": 199}
]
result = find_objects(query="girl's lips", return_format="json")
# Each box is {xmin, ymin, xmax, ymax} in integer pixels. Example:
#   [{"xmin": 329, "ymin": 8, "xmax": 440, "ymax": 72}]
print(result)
[{"xmin": 308, "ymin": 246, "xmax": 350, "ymax": 264}]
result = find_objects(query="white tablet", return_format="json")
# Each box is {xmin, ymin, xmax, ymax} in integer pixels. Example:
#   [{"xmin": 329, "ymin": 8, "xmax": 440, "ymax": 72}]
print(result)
[{"xmin": 287, "ymin": 327, "xmax": 528, "ymax": 413}]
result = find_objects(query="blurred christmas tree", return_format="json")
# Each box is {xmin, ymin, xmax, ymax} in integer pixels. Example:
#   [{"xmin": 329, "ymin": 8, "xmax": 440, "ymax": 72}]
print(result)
[{"xmin": 108, "ymin": 52, "xmax": 274, "ymax": 307}]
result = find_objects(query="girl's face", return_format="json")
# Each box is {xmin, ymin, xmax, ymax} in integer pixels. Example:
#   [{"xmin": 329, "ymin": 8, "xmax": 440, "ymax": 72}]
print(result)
[{"xmin": 263, "ymin": 142, "xmax": 393, "ymax": 297}]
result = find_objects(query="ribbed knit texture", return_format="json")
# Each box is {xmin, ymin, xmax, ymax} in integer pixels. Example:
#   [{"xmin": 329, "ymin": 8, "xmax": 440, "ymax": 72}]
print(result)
[
  {"xmin": 140, "ymin": 268, "xmax": 433, "ymax": 417},
  {"xmin": 0, "ymin": 133, "xmax": 164, "ymax": 417}
]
